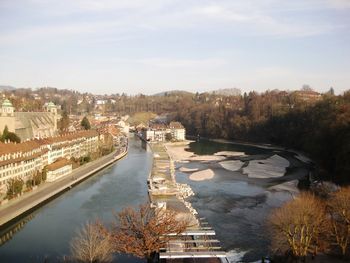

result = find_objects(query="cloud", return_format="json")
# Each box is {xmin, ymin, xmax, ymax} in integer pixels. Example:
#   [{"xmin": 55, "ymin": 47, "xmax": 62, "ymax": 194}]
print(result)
[
  {"xmin": 0, "ymin": 0, "xmax": 345, "ymax": 47},
  {"xmin": 135, "ymin": 57, "xmax": 227, "ymax": 69},
  {"xmin": 326, "ymin": 0, "xmax": 350, "ymax": 9},
  {"xmin": 185, "ymin": 2, "xmax": 337, "ymax": 37}
]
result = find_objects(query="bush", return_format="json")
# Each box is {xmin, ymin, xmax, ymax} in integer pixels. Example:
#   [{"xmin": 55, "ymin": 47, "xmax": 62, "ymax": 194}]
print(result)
[
  {"xmin": 33, "ymin": 172, "xmax": 42, "ymax": 186},
  {"xmin": 269, "ymin": 193, "xmax": 327, "ymax": 259},
  {"xmin": 7, "ymin": 178, "xmax": 24, "ymax": 198}
]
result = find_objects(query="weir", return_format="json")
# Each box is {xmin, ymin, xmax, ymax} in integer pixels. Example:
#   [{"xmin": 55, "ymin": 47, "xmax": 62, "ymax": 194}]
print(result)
[{"xmin": 147, "ymin": 142, "xmax": 227, "ymax": 262}]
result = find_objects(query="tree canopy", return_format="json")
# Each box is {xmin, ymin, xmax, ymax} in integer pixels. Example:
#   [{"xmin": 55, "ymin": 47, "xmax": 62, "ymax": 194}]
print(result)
[
  {"xmin": 0, "ymin": 126, "xmax": 20, "ymax": 143},
  {"xmin": 81, "ymin": 116, "xmax": 91, "ymax": 130}
]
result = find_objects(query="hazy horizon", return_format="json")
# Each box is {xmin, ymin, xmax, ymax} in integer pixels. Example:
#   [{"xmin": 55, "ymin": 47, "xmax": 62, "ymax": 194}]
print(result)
[
  {"xmin": 0, "ymin": 85, "xmax": 345, "ymax": 97},
  {"xmin": 0, "ymin": 0, "xmax": 349, "ymax": 95}
]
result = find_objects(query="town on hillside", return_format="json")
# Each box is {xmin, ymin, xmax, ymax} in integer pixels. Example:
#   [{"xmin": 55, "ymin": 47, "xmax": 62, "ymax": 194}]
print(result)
[{"xmin": 0, "ymin": 96, "xmax": 130, "ymax": 204}]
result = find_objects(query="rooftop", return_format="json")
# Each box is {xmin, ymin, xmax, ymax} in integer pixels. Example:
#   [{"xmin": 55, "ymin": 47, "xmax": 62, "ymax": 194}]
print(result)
[
  {"xmin": 46, "ymin": 158, "xmax": 72, "ymax": 171},
  {"xmin": 1, "ymin": 99, "xmax": 13, "ymax": 108}
]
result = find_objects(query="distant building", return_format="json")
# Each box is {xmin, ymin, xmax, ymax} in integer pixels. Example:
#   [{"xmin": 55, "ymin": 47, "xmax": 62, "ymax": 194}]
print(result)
[
  {"xmin": 169, "ymin": 122, "xmax": 186, "ymax": 141},
  {"xmin": 141, "ymin": 121, "xmax": 186, "ymax": 142},
  {"xmin": 116, "ymin": 120, "xmax": 130, "ymax": 134},
  {"xmin": 294, "ymin": 90, "xmax": 321, "ymax": 102},
  {"xmin": 96, "ymin": 99, "xmax": 107, "ymax": 105},
  {"xmin": 0, "ymin": 99, "xmax": 59, "ymax": 141}
]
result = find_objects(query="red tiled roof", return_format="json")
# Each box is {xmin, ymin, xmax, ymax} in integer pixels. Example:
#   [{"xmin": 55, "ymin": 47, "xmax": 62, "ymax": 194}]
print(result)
[
  {"xmin": 169, "ymin": 122, "xmax": 184, "ymax": 129},
  {"xmin": 0, "ymin": 130, "xmax": 99, "ymax": 156},
  {"xmin": 46, "ymin": 158, "xmax": 72, "ymax": 171}
]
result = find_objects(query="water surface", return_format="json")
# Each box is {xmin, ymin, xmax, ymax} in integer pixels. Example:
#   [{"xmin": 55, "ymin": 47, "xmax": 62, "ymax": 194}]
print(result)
[
  {"xmin": 0, "ymin": 136, "xmax": 152, "ymax": 263},
  {"xmin": 176, "ymin": 139, "xmax": 311, "ymax": 262}
]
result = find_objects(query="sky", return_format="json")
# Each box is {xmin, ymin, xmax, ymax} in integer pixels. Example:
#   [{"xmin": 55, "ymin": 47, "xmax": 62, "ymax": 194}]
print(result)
[{"xmin": 0, "ymin": 0, "xmax": 349, "ymax": 95}]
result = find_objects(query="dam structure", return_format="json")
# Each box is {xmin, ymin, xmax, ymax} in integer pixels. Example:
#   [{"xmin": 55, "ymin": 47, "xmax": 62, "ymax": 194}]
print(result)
[{"xmin": 147, "ymin": 143, "xmax": 227, "ymax": 261}]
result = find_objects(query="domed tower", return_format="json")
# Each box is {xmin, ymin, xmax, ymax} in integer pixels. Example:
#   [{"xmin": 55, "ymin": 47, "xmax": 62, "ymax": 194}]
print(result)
[
  {"xmin": 0, "ymin": 98, "xmax": 15, "ymax": 134},
  {"xmin": 1, "ymin": 99, "xmax": 14, "ymax": 117},
  {"xmin": 46, "ymin": 102, "xmax": 57, "ymax": 114}
]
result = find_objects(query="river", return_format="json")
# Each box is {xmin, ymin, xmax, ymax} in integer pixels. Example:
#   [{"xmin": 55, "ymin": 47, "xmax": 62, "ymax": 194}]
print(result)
[
  {"xmin": 0, "ymin": 136, "xmax": 152, "ymax": 263},
  {"xmin": 175, "ymin": 139, "xmax": 312, "ymax": 262},
  {"xmin": 0, "ymin": 137, "xmax": 312, "ymax": 263}
]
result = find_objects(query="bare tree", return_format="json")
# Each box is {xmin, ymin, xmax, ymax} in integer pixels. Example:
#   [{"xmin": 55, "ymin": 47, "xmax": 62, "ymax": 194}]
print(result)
[
  {"xmin": 70, "ymin": 222, "xmax": 113, "ymax": 263},
  {"xmin": 326, "ymin": 186, "xmax": 350, "ymax": 256},
  {"xmin": 108, "ymin": 204, "xmax": 188, "ymax": 262},
  {"xmin": 269, "ymin": 193, "xmax": 326, "ymax": 259}
]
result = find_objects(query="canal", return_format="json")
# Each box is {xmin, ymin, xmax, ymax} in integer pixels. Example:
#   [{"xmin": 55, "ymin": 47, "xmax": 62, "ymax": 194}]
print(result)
[{"xmin": 0, "ymin": 136, "xmax": 152, "ymax": 263}]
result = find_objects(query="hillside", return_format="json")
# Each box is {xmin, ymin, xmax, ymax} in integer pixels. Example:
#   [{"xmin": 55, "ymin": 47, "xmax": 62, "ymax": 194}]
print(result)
[
  {"xmin": 153, "ymin": 90, "xmax": 193, "ymax": 97},
  {"xmin": 0, "ymin": 85, "xmax": 16, "ymax": 91}
]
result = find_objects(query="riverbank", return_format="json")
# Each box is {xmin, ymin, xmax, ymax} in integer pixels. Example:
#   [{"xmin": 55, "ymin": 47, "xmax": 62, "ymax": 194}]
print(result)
[
  {"xmin": 0, "ymin": 148, "xmax": 128, "ymax": 228},
  {"xmin": 147, "ymin": 142, "xmax": 197, "ymax": 224},
  {"xmin": 188, "ymin": 136, "xmax": 313, "ymax": 165}
]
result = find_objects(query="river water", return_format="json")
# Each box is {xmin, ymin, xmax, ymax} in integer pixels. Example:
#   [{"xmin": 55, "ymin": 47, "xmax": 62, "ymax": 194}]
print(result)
[
  {"xmin": 0, "ymin": 136, "xmax": 152, "ymax": 263},
  {"xmin": 0, "ymin": 137, "xmax": 311, "ymax": 263},
  {"xmin": 175, "ymin": 139, "xmax": 312, "ymax": 262}
]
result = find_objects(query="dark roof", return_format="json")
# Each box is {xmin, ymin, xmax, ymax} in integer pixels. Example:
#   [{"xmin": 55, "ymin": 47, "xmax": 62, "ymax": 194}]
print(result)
[{"xmin": 169, "ymin": 122, "xmax": 184, "ymax": 129}]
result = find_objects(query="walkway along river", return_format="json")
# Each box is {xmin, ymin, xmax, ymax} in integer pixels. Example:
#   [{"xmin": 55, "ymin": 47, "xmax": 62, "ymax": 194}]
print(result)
[
  {"xmin": 0, "ymin": 146, "xmax": 128, "ymax": 228},
  {"xmin": 0, "ymin": 135, "xmax": 152, "ymax": 263}
]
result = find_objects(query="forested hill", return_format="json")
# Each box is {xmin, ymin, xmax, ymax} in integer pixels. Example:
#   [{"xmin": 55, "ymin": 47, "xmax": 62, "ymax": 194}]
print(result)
[
  {"xmin": 1, "ymin": 87, "xmax": 349, "ymax": 183},
  {"xmin": 174, "ymin": 91, "xmax": 350, "ymax": 184}
]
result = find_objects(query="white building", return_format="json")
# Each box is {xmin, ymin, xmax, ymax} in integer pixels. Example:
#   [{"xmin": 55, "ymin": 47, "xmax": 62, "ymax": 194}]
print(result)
[
  {"xmin": 46, "ymin": 158, "xmax": 73, "ymax": 182},
  {"xmin": 169, "ymin": 122, "xmax": 186, "ymax": 141},
  {"xmin": 141, "ymin": 122, "xmax": 186, "ymax": 142}
]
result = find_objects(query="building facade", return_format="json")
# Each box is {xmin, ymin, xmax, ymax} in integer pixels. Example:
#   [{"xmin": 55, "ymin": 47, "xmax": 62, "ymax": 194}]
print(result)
[
  {"xmin": 0, "ymin": 130, "xmax": 100, "ymax": 194},
  {"xmin": 46, "ymin": 158, "xmax": 73, "ymax": 182},
  {"xmin": 141, "ymin": 122, "xmax": 186, "ymax": 142},
  {"xmin": 0, "ymin": 99, "xmax": 59, "ymax": 141},
  {"xmin": 169, "ymin": 122, "xmax": 186, "ymax": 141}
]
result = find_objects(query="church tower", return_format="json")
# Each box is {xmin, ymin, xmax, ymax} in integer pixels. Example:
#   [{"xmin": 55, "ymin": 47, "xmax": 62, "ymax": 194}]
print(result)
[
  {"xmin": 0, "ymin": 98, "xmax": 15, "ymax": 133},
  {"xmin": 46, "ymin": 102, "xmax": 58, "ymax": 131}
]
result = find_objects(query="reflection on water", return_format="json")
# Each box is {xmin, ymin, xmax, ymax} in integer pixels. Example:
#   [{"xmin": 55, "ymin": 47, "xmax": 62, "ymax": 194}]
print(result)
[
  {"xmin": 0, "ymin": 136, "xmax": 151, "ymax": 263},
  {"xmin": 0, "ymin": 214, "xmax": 36, "ymax": 246}
]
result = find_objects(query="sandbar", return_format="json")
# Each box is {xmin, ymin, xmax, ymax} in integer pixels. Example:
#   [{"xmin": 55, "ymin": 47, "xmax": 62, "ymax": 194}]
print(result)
[
  {"xmin": 219, "ymin": 160, "xmax": 244, "ymax": 171},
  {"xmin": 243, "ymin": 154, "xmax": 289, "ymax": 178},
  {"xmin": 189, "ymin": 169, "xmax": 215, "ymax": 181}
]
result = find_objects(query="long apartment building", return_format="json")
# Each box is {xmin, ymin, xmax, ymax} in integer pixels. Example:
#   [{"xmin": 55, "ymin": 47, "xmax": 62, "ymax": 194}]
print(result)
[{"xmin": 0, "ymin": 130, "xmax": 100, "ymax": 193}]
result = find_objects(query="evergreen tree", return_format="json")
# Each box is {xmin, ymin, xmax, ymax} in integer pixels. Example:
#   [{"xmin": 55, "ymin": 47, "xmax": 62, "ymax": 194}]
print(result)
[
  {"xmin": 0, "ymin": 126, "xmax": 20, "ymax": 143},
  {"xmin": 60, "ymin": 111, "xmax": 70, "ymax": 131},
  {"xmin": 81, "ymin": 116, "xmax": 91, "ymax": 130}
]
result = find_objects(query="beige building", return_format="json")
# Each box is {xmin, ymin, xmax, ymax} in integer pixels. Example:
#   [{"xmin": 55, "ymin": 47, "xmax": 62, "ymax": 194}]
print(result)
[
  {"xmin": 0, "ymin": 130, "xmax": 100, "ymax": 194},
  {"xmin": 0, "ymin": 99, "xmax": 59, "ymax": 141},
  {"xmin": 46, "ymin": 158, "xmax": 73, "ymax": 182}
]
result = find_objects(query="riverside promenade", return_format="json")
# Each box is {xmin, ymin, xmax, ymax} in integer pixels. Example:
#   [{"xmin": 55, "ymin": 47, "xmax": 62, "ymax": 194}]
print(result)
[{"xmin": 0, "ymin": 148, "xmax": 127, "ymax": 228}]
